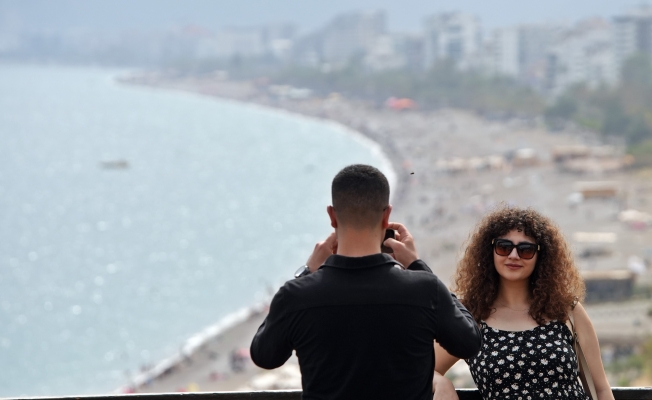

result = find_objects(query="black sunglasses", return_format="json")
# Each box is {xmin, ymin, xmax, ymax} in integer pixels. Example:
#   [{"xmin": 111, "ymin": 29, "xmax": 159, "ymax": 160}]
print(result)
[{"xmin": 492, "ymin": 239, "xmax": 540, "ymax": 260}]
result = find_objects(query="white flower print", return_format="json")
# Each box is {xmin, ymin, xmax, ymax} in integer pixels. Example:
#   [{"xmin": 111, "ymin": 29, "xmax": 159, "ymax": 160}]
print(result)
[{"xmin": 469, "ymin": 320, "xmax": 584, "ymax": 400}]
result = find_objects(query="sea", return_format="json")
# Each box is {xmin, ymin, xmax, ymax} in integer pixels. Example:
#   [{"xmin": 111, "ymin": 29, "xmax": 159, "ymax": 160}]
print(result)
[{"xmin": 0, "ymin": 64, "xmax": 394, "ymax": 397}]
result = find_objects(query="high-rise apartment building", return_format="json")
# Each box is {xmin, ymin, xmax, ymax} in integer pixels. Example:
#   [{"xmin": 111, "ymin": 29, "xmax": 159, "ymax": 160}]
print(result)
[
  {"xmin": 546, "ymin": 19, "xmax": 617, "ymax": 96},
  {"xmin": 613, "ymin": 6, "xmax": 652, "ymax": 67},
  {"xmin": 423, "ymin": 12, "xmax": 481, "ymax": 69},
  {"xmin": 470, "ymin": 28, "xmax": 518, "ymax": 78},
  {"xmin": 363, "ymin": 33, "xmax": 424, "ymax": 71},
  {"xmin": 518, "ymin": 24, "xmax": 565, "ymax": 89},
  {"xmin": 320, "ymin": 10, "xmax": 386, "ymax": 65}
]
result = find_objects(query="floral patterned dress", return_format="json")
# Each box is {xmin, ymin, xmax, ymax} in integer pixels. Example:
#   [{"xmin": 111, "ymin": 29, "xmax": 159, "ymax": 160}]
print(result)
[{"xmin": 465, "ymin": 320, "xmax": 590, "ymax": 399}]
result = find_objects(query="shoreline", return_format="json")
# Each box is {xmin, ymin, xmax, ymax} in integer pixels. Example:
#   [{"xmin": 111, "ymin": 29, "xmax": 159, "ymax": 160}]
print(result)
[{"xmin": 118, "ymin": 300, "xmax": 270, "ymax": 393}]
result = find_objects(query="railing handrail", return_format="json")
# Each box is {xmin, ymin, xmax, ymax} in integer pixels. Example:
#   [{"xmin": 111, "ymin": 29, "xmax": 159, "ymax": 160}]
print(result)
[{"xmin": 5, "ymin": 388, "xmax": 652, "ymax": 400}]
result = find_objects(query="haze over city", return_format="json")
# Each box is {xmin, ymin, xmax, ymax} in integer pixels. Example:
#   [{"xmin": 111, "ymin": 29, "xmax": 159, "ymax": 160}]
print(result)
[{"xmin": 0, "ymin": 0, "xmax": 639, "ymax": 32}]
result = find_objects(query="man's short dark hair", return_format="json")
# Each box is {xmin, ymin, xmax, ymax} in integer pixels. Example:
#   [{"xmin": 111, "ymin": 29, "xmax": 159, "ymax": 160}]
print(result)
[{"xmin": 332, "ymin": 164, "xmax": 390, "ymax": 229}]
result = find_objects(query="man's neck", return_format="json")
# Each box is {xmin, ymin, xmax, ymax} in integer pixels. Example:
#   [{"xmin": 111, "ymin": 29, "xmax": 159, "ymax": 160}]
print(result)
[{"xmin": 335, "ymin": 227, "xmax": 383, "ymax": 257}]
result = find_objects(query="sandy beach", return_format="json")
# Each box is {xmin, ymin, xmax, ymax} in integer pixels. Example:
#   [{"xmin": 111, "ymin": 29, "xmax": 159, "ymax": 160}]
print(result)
[{"xmin": 117, "ymin": 72, "xmax": 652, "ymax": 393}]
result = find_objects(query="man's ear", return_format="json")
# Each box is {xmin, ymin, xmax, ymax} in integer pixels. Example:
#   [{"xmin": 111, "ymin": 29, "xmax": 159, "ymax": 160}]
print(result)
[
  {"xmin": 327, "ymin": 205, "xmax": 337, "ymax": 228},
  {"xmin": 381, "ymin": 205, "xmax": 392, "ymax": 228}
]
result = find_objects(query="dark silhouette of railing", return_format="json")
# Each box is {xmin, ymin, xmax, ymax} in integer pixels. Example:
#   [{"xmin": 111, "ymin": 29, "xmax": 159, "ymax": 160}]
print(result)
[{"xmin": 7, "ymin": 388, "xmax": 652, "ymax": 400}]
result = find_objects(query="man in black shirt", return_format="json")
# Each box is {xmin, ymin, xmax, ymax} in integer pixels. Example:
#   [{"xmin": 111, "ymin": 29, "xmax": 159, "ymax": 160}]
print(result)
[{"xmin": 250, "ymin": 164, "xmax": 481, "ymax": 400}]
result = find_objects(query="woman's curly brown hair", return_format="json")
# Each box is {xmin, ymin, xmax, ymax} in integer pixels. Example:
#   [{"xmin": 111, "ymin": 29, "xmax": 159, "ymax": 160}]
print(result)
[{"xmin": 452, "ymin": 204, "xmax": 585, "ymax": 325}]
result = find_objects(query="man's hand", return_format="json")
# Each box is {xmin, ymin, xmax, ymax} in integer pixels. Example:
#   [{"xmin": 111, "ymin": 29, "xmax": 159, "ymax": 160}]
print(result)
[
  {"xmin": 306, "ymin": 232, "xmax": 337, "ymax": 272},
  {"xmin": 383, "ymin": 222, "xmax": 419, "ymax": 267}
]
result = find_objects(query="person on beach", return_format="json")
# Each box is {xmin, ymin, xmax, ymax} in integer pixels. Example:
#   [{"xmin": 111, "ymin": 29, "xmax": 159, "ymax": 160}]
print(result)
[
  {"xmin": 250, "ymin": 164, "xmax": 482, "ymax": 400},
  {"xmin": 432, "ymin": 206, "xmax": 614, "ymax": 400}
]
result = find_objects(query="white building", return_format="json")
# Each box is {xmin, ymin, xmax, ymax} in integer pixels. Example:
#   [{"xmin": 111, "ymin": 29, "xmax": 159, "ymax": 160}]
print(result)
[
  {"xmin": 476, "ymin": 28, "xmax": 519, "ymax": 77},
  {"xmin": 364, "ymin": 33, "xmax": 424, "ymax": 71},
  {"xmin": 518, "ymin": 24, "xmax": 565, "ymax": 89},
  {"xmin": 213, "ymin": 27, "xmax": 266, "ymax": 59},
  {"xmin": 613, "ymin": 6, "xmax": 652, "ymax": 68},
  {"xmin": 423, "ymin": 12, "xmax": 481, "ymax": 69},
  {"xmin": 320, "ymin": 10, "xmax": 386, "ymax": 66},
  {"xmin": 263, "ymin": 23, "xmax": 297, "ymax": 60},
  {"xmin": 546, "ymin": 19, "xmax": 617, "ymax": 96}
]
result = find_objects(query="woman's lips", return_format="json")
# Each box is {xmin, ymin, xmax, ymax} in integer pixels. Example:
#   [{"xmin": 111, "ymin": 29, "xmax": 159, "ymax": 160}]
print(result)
[{"xmin": 505, "ymin": 263, "xmax": 522, "ymax": 269}]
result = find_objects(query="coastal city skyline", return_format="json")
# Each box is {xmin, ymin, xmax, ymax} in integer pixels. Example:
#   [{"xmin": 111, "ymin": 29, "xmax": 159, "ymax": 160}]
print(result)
[{"xmin": 2, "ymin": 1, "xmax": 652, "ymax": 96}]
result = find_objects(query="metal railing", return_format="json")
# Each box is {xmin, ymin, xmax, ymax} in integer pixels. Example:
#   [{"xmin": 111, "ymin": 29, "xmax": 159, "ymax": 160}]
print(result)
[{"xmin": 8, "ymin": 388, "xmax": 652, "ymax": 400}]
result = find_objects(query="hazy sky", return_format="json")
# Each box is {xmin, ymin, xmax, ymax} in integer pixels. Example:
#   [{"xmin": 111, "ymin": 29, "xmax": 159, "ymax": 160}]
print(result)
[{"xmin": 0, "ymin": 0, "xmax": 642, "ymax": 33}]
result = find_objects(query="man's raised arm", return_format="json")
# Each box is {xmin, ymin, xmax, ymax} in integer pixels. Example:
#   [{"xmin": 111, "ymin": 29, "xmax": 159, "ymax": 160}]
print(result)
[{"xmin": 433, "ymin": 279, "xmax": 482, "ymax": 360}]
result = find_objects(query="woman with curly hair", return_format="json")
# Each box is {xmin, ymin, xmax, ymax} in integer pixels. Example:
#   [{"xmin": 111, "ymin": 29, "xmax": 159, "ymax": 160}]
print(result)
[{"xmin": 433, "ymin": 206, "xmax": 613, "ymax": 400}]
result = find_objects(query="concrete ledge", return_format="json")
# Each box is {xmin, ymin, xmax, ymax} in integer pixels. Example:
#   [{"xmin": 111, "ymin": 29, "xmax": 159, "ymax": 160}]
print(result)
[{"xmin": 6, "ymin": 388, "xmax": 652, "ymax": 400}]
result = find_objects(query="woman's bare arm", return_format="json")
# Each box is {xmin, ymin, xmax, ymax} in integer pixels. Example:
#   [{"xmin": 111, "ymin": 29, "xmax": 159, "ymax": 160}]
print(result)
[
  {"xmin": 433, "ymin": 341, "xmax": 463, "ymax": 400},
  {"xmin": 572, "ymin": 302, "xmax": 615, "ymax": 400}
]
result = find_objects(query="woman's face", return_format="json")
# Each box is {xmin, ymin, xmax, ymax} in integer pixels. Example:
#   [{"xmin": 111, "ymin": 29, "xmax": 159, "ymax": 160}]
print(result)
[{"xmin": 493, "ymin": 229, "xmax": 538, "ymax": 283}]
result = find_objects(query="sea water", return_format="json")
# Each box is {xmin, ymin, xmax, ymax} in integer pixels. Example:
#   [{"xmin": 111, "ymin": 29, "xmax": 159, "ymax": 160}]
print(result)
[{"xmin": 0, "ymin": 64, "xmax": 393, "ymax": 396}]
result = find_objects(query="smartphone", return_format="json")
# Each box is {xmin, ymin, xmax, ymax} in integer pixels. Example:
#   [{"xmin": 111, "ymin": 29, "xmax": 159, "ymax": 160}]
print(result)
[{"xmin": 381, "ymin": 229, "xmax": 395, "ymax": 253}]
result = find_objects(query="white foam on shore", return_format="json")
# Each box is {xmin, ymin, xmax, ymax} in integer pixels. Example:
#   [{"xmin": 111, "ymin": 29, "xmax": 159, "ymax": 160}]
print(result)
[{"xmin": 117, "ymin": 299, "xmax": 269, "ymax": 392}]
